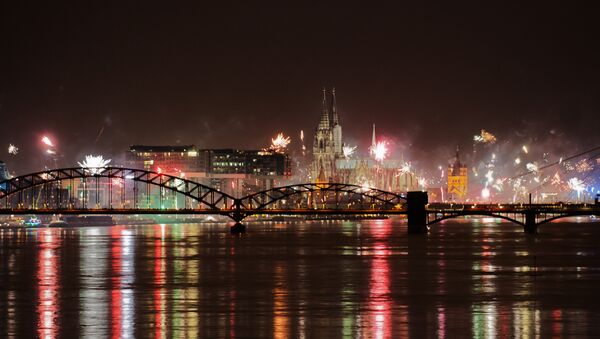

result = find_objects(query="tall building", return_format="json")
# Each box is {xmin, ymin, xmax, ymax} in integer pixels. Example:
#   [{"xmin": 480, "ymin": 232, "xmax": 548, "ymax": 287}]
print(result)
[
  {"xmin": 447, "ymin": 148, "xmax": 468, "ymax": 200},
  {"xmin": 0, "ymin": 161, "xmax": 9, "ymax": 181},
  {"xmin": 311, "ymin": 88, "xmax": 343, "ymax": 182}
]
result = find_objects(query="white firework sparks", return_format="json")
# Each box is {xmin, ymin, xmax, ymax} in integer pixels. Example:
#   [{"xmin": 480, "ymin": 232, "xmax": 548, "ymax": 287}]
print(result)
[
  {"xmin": 575, "ymin": 159, "xmax": 593, "ymax": 173},
  {"xmin": 485, "ymin": 169, "xmax": 494, "ymax": 185},
  {"xmin": 46, "ymin": 149, "xmax": 56, "ymax": 155},
  {"xmin": 8, "ymin": 144, "xmax": 18, "ymax": 155},
  {"xmin": 522, "ymin": 145, "xmax": 528, "ymax": 154},
  {"xmin": 78, "ymin": 155, "xmax": 112, "ymax": 175},
  {"xmin": 399, "ymin": 162, "xmax": 411, "ymax": 174},
  {"xmin": 270, "ymin": 133, "xmax": 291, "ymax": 153},
  {"xmin": 514, "ymin": 157, "xmax": 521, "ymax": 165},
  {"xmin": 481, "ymin": 187, "xmax": 491, "ymax": 199},
  {"xmin": 567, "ymin": 177, "xmax": 586, "ymax": 199},
  {"xmin": 41, "ymin": 136, "xmax": 54, "ymax": 147},
  {"xmin": 370, "ymin": 141, "xmax": 389, "ymax": 162},
  {"xmin": 526, "ymin": 162, "xmax": 538, "ymax": 173},
  {"xmin": 343, "ymin": 145, "xmax": 357, "ymax": 158},
  {"xmin": 473, "ymin": 129, "xmax": 497, "ymax": 144}
]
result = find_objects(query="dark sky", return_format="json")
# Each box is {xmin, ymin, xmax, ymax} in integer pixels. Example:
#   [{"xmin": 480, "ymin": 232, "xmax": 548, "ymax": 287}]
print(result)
[{"xmin": 1, "ymin": 2, "xmax": 600, "ymax": 173}]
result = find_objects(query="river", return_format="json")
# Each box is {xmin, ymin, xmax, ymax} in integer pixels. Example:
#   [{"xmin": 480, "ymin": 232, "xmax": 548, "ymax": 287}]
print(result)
[{"xmin": 1, "ymin": 217, "xmax": 599, "ymax": 337}]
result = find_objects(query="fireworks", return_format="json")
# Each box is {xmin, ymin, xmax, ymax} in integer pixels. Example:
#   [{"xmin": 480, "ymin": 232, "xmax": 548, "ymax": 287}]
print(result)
[
  {"xmin": 481, "ymin": 187, "xmax": 491, "ymax": 199},
  {"xmin": 568, "ymin": 177, "xmax": 586, "ymax": 199},
  {"xmin": 550, "ymin": 172, "xmax": 562, "ymax": 186},
  {"xmin": 522, "ymin": 145, "xmax": 528, "ymax": 154},
  {"xmin": 526, "ymin": 162, "xmax": 538, "ymax": 173},
  {"xmin": 370, "ymin": 141, "xmax": 389, "ymax": 162},
  {"xmin": 485, "ymin": 169, "xmax": 494, "ymax": 184},
  {"xmin": 514, "ymin": 158, "xmax": 521, "ymax": 165},
  {"xmin": 473, "ymin": 129, "xmax": 497, "ymax": 144},
  {"xmin": 46, "ymin": 149, "xmax": 56, "ymax": 155},
  {"xmin": 270, "ymin": 133, "xmax": 291, "ymax": 153},
  {"xmin": 575, "ymin": 159, "xmax": 593, "ymax": 173},
  {"xmin": 400, "ymin": 162, "xmax": 411, "ymax": 174},
  {"xmin": 41, "ymin": 136, "xmax": 54, "ymax": 147},
  {"xmin": 111, "ymin": 178, "xmax": 124, "ymax": 188},
  {"xmin": 343, "ymin": 145, "xmax": 357, "ymax": 158},
  {"xmin": 300, "ymin": 130, "xmax": 306, "ymax": 154},
  {"xmin": 8, "ymin": 144, "xmax": 18, "ymax": 155},
  {"xmin": 78, "ymin": 155, "xmax": 111, "ymax": 175}
]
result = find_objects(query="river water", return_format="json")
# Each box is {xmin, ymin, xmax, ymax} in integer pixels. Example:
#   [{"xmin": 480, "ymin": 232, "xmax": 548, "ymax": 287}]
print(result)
[{"xmin": 1, "ymin": 217, "xmax": 600, "ymax": 338}]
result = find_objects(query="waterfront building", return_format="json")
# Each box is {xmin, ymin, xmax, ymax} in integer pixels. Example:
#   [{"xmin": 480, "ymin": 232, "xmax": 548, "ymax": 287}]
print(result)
[
  {"xmin": 447, "ymin": 148, "xmax": 468, "ymax": 200},
  {"xmin": 126, "ymin": 146, "xmax": 291, "ymax": 197}
]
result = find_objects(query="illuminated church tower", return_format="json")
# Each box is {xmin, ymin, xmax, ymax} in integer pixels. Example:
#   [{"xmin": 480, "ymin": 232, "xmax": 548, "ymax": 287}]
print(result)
[
  {"xmin": 447, "ymin": 147, "xmax": 468, "ymax": 200},
  {"xmin": 312, "ymin": 88, "xmax": 343, "ymax": 182}
]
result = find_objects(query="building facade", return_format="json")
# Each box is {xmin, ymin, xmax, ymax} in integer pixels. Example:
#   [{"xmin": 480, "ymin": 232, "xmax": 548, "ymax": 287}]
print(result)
[
  {"xmin": 309, "ymin": 89, "xmax": 420, "ymax": 193},
  {"xmin": 447, "ymin": 148, "xmax": 468, "ymax": 200},
  {"xmin": 311, "ymin": 88, "xmax": 344, "ymax": 182},
  {"xmin": 126, "ymin": 146, "xmax": 291, "ymax": 197}
]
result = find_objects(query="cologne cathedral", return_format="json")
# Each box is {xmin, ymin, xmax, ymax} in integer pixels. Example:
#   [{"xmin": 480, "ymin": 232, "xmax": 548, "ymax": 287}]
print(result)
[
  {"xmin": 310, "ymin": 88, "xmax": 420, "ymax": 193},
  {"xmin": 311, "ymin": 88, "xmax": 343, "ymax": 182}
]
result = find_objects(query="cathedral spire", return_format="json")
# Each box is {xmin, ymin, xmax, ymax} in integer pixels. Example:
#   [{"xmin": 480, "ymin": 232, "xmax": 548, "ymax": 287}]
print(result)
[
  {"xmin": 318, "ymin": 87, "xmax": 330, "ymax": 129},
  {"xmin": 331, "ymin": 87, "xmax": 339, "ymax": 125},
  {"xmin": 371, "ymin": 124, "xmax": 376, "ymax": 149}
]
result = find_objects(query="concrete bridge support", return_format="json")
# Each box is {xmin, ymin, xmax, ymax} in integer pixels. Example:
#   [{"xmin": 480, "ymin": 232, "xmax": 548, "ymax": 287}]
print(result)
[
  {"xmin": 524, "ymin": 210, "xmax": 537, "ymax": 234},
  {"xmin": 407, "ymin": 191, "xmax": 428, "ymax": 234}
]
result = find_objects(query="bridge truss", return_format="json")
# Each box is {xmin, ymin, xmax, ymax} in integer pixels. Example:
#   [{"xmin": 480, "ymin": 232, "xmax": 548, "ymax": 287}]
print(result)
[{"xmin": 0, "ymin": 167, "xmax": 407, "ymax": 221}]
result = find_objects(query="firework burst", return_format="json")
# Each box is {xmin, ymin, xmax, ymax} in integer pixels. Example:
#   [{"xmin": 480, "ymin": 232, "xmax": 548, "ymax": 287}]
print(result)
[
  {"xmin": 568, "ymin": 177, "xmax": 586, "ymax": 199},
  {"xmin": 370, "ymin": 141, "xmax": 389, "ymax": 162},
  {"xmin": 343, "ymin": 145, "xmax": 357, "ymax": 158},
  {"xmin": 78, "ymin": 155, "xmax": 112, "ymax": 175},
  {"xmin": 473, "ymin": 129, "xmax": 497, "ymax": 144},
  {"xmin": 270, "ymin": 133, "xmax": 291, "ymax": 153},
  {"xmin": 8, "ymin": 144, "xmax": 18, "ymax": 155},
  {"xmin": 41, "ymin": 136, "xmax": 54, "ymax": 147},
  {"xmin": 575, "ymin": 159, "xmax": 593, "ymax": 173}
]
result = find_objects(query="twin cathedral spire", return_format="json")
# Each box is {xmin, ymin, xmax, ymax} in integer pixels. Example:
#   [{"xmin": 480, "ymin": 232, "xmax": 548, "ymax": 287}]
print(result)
[{"xmin": 312, "ymin": 87, "xmax": 343, "ymax": 182}]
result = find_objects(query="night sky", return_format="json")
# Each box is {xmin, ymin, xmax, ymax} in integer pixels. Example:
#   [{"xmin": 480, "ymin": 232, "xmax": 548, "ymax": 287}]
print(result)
[{"xmin": 2, "ymin": 2, "xmax": 599, "ymax": 174}]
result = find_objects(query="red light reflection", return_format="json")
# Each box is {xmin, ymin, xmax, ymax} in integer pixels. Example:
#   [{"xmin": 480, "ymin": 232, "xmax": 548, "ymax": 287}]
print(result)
[
  {"xmin": 37, "ymin": 228, "xmax": 60, "ymax": 339},
  {"xmin": 364, "ymin": 220, "xmax": 392, "ymax": 339}
]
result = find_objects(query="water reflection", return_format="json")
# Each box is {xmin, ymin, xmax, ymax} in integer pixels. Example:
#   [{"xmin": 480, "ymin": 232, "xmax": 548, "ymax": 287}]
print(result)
[
  {"xmin": 153, "ymin": 225, "xmax": 166, "ymax": 339},
  {"xmin": 364, "ymin": 220, "xmax": 392, "ymax": 339},
  {"xmin": 80, "ymin": 228, "xmax": 109, "ymax": 337},
  {"xmin": 273, "ymin": 262, "xmax": 288, "ymax": 339},
  {"xmin": 37, "ymin": 228, "xmax": 60, "ymax": 339},
  {"xmin": 110, "ymin": 227, "xmax": 135, "ymax": 339},
  {"xmin": 0, "ymin": 219, "xmax": 600, "ymax": 337}
]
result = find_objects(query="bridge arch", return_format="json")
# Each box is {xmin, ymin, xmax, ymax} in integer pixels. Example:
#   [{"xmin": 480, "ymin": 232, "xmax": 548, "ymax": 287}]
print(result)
[
  {"xmin": 427, "ymin": 211, "xmax": 526, "ymax": 227},
  {"xmin": 0, "ymin": 167, "xmax": 236, "ymax": 210},
  {"xmin": 237, "ymin": 183, "xmax": 406, "ymax": 211},
  {"xmin": 536, "ymin": 212, "xmax": 600, "ymax": 226}
]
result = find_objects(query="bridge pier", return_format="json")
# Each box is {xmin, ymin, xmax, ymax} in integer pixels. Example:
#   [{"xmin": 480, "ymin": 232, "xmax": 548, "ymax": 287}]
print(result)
[
  {"xmin": 230, "ymin": 222, "xmax": 246, "ymax": 235},
  {"xmin": 407, "ymin": 191, "xmax": 428, "ymax": 234},
  {"xmin": 524, "ymin": 210, "xmax": 537, "ymax": 234}
]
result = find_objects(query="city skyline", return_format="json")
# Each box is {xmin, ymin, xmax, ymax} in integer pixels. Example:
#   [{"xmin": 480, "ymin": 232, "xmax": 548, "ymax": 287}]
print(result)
[{"xmin": 2, "ymin": 3, "xmax": 600, "ymax": 175}]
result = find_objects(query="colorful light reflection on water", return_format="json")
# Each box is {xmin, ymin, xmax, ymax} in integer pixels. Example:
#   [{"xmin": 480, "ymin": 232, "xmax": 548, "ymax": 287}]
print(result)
[{"xmin": 1, "ymin": 217, "xmax": 600, "ymax": 337}]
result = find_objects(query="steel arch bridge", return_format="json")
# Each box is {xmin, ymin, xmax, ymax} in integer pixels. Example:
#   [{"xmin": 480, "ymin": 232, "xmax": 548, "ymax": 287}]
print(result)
[
  {"xmin": 0, "ymin": 167, "xmax": 407, "ymax": 221},
  {"xmin": 0, "ymin": 167, "xmax": 237, "ymax": 210},
  {"xmin": 424, "ymin": 204, "xmax": 600, "ymax": 233}
]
